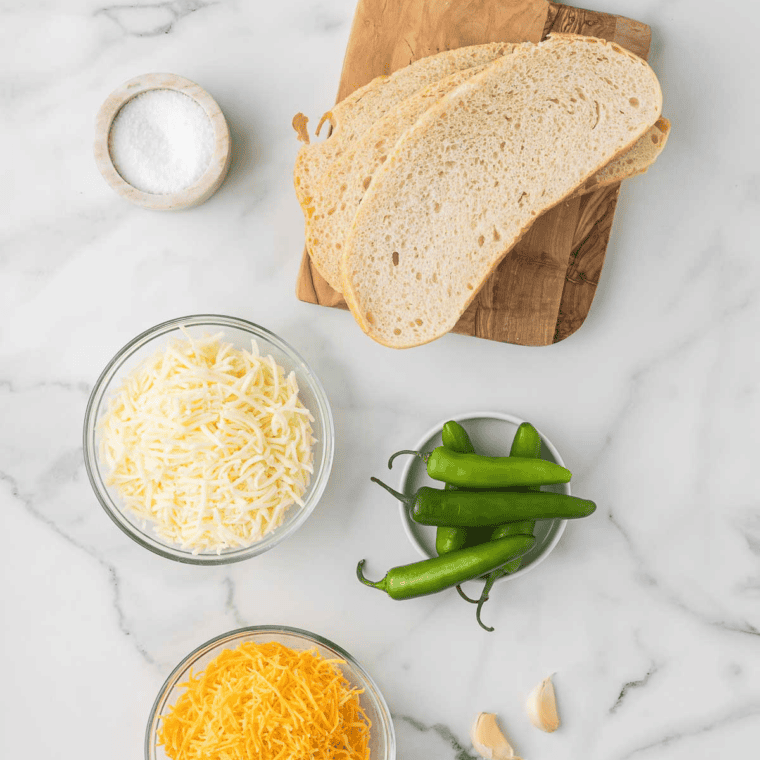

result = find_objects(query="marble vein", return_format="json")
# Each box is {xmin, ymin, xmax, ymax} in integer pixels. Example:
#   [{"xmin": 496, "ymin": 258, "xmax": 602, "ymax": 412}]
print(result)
[
  {"xmin": 395, "ymin": 715, "xmax": 478, "ymax": 760},
  {"xmin": 224, "ymin": 576, "xmax": 247, "ymax": 628},
  {"xmin": 609, "ymin": 513, "xmax": 760, "ymax": 639},
  {"xmin": 1, "ymin": 466, "xmax": 155, "ymax": 663},
  {"xmin": 610, "ymin": 662, "xmax": 660, "ymax": 715},
  {"xmin": 0, "ymin": 378, "xmax": 91, "ymax": 395},
  {"xmin": 616, "ymin": 701, "xmax": 760, "ymax": 760},
  {"xmin": 94, "ymin": 0, "xmax": 216, "ymax": 37},
  {"xmin": 0, "ymin": 379, "xmax": 156, "ymax": 665}
]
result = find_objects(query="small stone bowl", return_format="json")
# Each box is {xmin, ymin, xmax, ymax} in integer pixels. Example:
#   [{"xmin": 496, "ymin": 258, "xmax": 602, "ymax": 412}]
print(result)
[{"xmin": 94, "ymin": 73, "xmax": 231, "ymax": 211}]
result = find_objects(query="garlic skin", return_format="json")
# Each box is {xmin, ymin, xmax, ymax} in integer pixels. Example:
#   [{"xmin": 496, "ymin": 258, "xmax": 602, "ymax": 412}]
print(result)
[
  {"xmin": 471, "ymin": 712, "xmax": 523, "ymax": 760},
  {"xmin": 526, "ymin": 675, "xmax": 560, "ymax": 732}
]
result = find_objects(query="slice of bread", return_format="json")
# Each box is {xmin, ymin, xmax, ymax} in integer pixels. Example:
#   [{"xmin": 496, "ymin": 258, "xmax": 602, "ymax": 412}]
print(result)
[
  {"xmin": 341, "ymin": 34, "xmax": 663, "ymax": 348},
  {"xmin": 308, "ymin": 82, "xmax": 668, "ymax": 293},
  {"xmin": 304, "ymin": 64, "xmax": 497, "ymax": 292},
  {"xmin": 575, "ymin": 116, "xmax": 670, "ymax": 194},
  {"xmin": 292, "ymin": 43, "xmax": 515, "ymax": 209}
]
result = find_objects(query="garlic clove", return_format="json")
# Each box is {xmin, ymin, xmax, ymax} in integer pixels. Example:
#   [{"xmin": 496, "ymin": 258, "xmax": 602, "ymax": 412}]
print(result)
[
  {"xmin": 526, "ymin": 674, "xmax": 560, "ymax": 732},
  {"xmin": 471, "ymin": 712, "xmax": 523, "ymax": 760}
]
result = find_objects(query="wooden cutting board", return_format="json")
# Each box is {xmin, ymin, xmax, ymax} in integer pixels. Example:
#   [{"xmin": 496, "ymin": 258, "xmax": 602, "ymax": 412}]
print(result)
[{"xmin": 295, "ymin": 0, "xmax": 651, "ymax": 346}]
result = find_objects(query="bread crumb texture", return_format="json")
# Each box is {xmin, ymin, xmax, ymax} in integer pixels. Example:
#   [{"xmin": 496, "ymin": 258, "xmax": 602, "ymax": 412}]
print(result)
[
  {"xmin": 293, "ymin": 42, "xmax": 515, "ymax": 206},
  {"xmin": 307, "ymin": 63, "xmax": 498, "ymax": 291}
]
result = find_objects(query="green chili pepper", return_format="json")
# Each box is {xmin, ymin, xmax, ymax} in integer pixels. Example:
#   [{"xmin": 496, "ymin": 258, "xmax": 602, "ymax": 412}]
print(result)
[
  {"xmin": 492, "ymin": 522, "xmax": 533, "ymax": 574},
  {"xmin": 461, "ymin": 519, "xmax": 536, "ymax": 629},
  {"xmin": 372, "ymin": 477, "xmax": 595, "ymax": 525},
  {"xmin": 388, "ymin": 447, "xmax": 571, "ymax": 488},
  {"xmin": 499, "ymin": 423, "xmax": 543, "ymax": 572},
  {"xmin": 510, "ymin": 422, "xmax": 542, "ymax": 459},
  {"xmin": 453, "ymin": 519, "xmax": 533, "ymax": 606},
  {"xmin": 355, "ymin": 535, "xmax": 535, "ymax": 600},
  {"xmin": 441, "ymin": 420, "xmax": 476, "ymax": 457},
  {"xmin": 472, "ymin": 423, "xmax": 548, "ymax": 630},
  {"xmin": 438, "ymin": 420, "xmax": 489, "ymax": 605},
  {"xmin": 436, "ymin": 420, "xmax": 476, "ymax": 556},
  {"xmin": 436, "ymin": 526, "xmax": 468, "ymax": 554}
]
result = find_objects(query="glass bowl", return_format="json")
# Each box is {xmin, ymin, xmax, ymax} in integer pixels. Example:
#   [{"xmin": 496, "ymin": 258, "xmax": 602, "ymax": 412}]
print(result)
[
  {"xmin": 83, "ymin": 315, "xmax": 334, "ymax": 564},
  {"xmin": 145, "ymin": 625, "xmax": 396, "ymax": 760},
  {"xmin": 398, "ymin": 411, "xmax": 569, "ymax": 583}
]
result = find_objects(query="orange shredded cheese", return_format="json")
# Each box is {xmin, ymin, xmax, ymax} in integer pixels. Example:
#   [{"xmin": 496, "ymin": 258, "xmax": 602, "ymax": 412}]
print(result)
[{"xmin": 158, "ymin": 641, "xmax": 372, "ymax": 760}]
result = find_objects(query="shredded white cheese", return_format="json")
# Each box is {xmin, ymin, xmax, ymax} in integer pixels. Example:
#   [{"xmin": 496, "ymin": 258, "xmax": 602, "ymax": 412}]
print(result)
[{"xmin": 99, "ymin": 330, "xmax": 315, "ymax": 553}]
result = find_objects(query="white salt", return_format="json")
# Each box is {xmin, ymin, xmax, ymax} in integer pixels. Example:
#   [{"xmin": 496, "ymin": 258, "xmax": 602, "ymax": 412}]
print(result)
[{"xmin": 109, "ymin": 89, "xmax": 215, "ymax": 195}]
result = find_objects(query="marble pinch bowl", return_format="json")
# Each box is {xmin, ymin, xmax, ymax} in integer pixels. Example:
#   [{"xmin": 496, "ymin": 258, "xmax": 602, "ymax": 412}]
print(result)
[
  {"xmin": 397, "ymin": 411, "xmax": 569, "ymax": 585},
  {"xmin": 93, "ymin": 72, "xmax": 231, "ymax": 210},
  {"xmin": 145, "ymin": 626, "xmax": 396, "ymax": 760},
  {"xmin": 82, "ymin": 315, "xmax": 334, "ymax": 565}
]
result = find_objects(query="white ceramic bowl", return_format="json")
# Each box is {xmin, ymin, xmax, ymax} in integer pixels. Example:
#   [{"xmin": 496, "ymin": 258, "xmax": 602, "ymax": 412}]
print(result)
[
  {"xmin": 145, "ymin": 626, "xmax": 396, "ymax": 760},
  {"xmin": 398, "ymin": 411, "xmax": 569, "ymax": 583},
  {"xmin": 83, "ymin": 315, "xmax": 334, "ymax": 564}
]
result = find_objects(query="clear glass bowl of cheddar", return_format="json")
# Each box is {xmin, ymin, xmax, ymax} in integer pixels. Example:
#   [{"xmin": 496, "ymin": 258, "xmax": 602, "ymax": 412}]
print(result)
[
  {"xmin": 83, "ymin": 315, "xmax": 334, "ymax": 564},
  {"xmin": 145, "ymin": 626, "xmax": 396, "ymax": 760}
]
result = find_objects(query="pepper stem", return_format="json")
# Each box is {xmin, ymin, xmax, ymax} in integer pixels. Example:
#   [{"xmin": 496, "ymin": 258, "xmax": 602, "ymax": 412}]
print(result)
[
  {"xmin": 370, "ymin": 477, "xmax": 413, "ymax": 507},
  {"xmin": 387, "ymin": 449, "xmax": 429, "ymax": 469},
  {"xmin": 475, "ymin": 570, "xmax": 501, "ymax": 632},
  {"xmin": 456, "ymin": 585, "xmax": 479, "ymax": 604},
  {"xmin": 356, "ymin": 559, "xmax": 386, "ymax": 591}
]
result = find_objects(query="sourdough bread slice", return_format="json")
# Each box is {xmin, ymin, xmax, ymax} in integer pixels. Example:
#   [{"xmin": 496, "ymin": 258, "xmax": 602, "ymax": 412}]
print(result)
[
  {"xmin": 309, "ymin": 90, "xmax": 668, "ymax": 292},
  {"xmin": 576, "ymin": 116, "xmax": 670, "ymax": 194},
  {"xmin": 292, "ymin": 43, "xmax": 515, "ymax": 208},
  {"xmin": 304, "ymin": 63, "xmax": 498, "ymax": 292},
  {"xmin": 341, "ymin": 34, "xmax": 663, "ymax": 348}
]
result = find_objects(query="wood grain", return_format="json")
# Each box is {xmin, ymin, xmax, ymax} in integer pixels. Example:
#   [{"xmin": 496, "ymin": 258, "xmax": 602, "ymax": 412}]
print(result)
[
  {"xmin": 335, "ymin": 0, "xmax": 548, "ymax": 101},
  {"xmin": 295, "ymin": 1, "xmax": 651, "ymax": 346}
]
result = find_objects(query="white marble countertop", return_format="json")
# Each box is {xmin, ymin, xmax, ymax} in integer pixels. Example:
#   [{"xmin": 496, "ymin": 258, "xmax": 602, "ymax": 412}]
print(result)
[{"xmin": 2, "ymin": 0, "xmax": 759, "ymax": 757}]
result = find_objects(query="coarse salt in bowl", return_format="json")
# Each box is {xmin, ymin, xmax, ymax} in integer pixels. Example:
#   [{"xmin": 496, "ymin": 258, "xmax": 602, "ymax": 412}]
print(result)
[
  {"xmin": 145, "ymin": 626, "xmax": 395, "ymax": 760},
  {"xmin": 109, "ymin": 88, "xmax": 215, "ymax": 195},
  {"xmin": 83, "ymin": 315, "xmax": 334, "ymax": 564},
  {"xmin": 94, "ymin": 73, "xmax": 231, "ymax": 210}
]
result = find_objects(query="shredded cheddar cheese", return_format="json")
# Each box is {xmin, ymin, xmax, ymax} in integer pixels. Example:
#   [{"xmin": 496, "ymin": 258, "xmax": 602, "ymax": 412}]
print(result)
[
  {"xmin": 99, "ymin": 331, "xmax": 315, "ymax": 553},
  {"xmin": 158, "ymin": 641, "xmax": 372, "ymax": 760}
]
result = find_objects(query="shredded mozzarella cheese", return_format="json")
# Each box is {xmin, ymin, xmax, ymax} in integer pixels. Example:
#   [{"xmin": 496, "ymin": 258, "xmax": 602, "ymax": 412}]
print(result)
[
  {"xmin": 99, "ymin": 331, "xmax": 315, "ymax": 553},
  {"xmin": 157, "ymin": 641, "xmax": 372, "ymax": 760}
]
